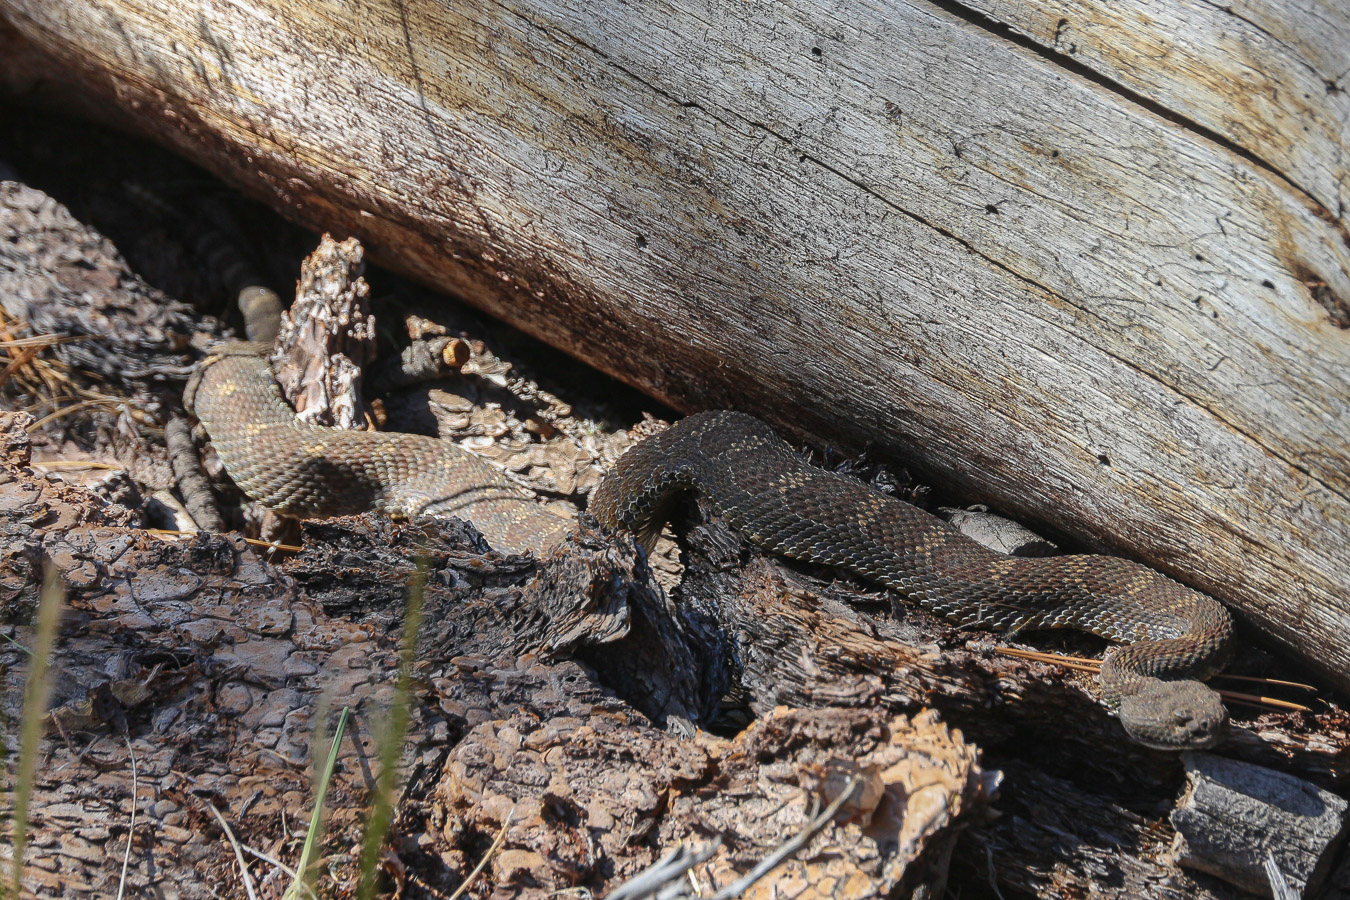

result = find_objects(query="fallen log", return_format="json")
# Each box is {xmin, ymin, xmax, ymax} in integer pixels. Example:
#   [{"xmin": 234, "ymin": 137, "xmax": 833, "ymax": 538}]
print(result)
[
  {"xmin": 1170, "ymin": 753, "xmax": 1349, "ymax": 897},
  {"xmin": 1, "ymin": 0, "xmax": 1348, "ymax": 695}
]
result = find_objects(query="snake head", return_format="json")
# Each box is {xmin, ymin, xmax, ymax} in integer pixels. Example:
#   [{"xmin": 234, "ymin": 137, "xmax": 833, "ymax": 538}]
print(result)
[{"xmin": 1117, "ymin": 680, "xmax": 1228, "ymax": 750}]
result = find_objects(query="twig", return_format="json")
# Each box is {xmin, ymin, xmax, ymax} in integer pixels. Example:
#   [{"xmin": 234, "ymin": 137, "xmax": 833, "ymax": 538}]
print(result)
[
  {"xmin": 994, "ymin": 646, "xmax": 1101, "ymax": 666},
  {"xmin": 0, "ymin": 344, "xmax": 43, "ymax": 391},
  {"xmin": 243, "ymin": 845, "xmax": 320, "ymax": 900},
  {"xmin": 994, "ymin": 648, "xmax": 1313, "ymax": 711},
  {"xmin": 243, "ymin": 537, "xmax": 304, "ymax": 554},
  {"xmin": 207, "ymin": 803, "xmax": 260, "ymax": 900},
  {"xmin": 115, "ymin": 735, "xmax": 140, "ymax": 900},
  {"xmin": 30, "ymin": 460, "xmax": 123, "ymax": 471},
  {"xmin": 1264, "ymin": 851, "xmax": 1298, "ymax": 900},
  {"xmin": 1220, "ymin": 692, "xmax": 1310, "ymax": 713},
  {"xmin": 709, "ymin": 775, "xmax": 863, "ymax": 900},
  {"xmin": 447, "ymin": 809, "xmax": 515, "ymax": 900},
  {"xmin": 1216, "ymin": 674, "xmax": 1317, "ymax": 691},
  {"xmin": 0, "ymin": 334, "xmax": 99, "ymax": 349},
  {"xmin": 144, "ymin": 528, "xmax": 305, "ymax": 553},
  {"xmin": 606, "ymin": 842, "xmax": 721, "ymax": 900},
  {"xmin": 25, "ymin": 398, "xmax": 124, "ymax": 432}
]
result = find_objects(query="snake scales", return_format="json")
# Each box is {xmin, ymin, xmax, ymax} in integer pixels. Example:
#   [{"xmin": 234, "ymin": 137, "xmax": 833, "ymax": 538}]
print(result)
[
  {"xmin": 185, "ymin": 342, "xmax": 573, "ymax": 552},
  {"xmin": 590, "ymin": 410, "xmax": 1234, "ymax": 750},
  {"xmin": 188, "ymin": 348, "xmax": 1233, "ymax": 749}
]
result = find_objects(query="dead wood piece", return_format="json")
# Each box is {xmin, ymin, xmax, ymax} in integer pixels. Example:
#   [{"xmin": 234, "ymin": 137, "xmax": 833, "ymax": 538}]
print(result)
[
  {"xmin": 269, "ymin": 233, "xmax": 374, "ymax": 427},
  {"xmin": 940, "ymin": 506, "xmax": 1058, "ymax": 557},
  {"xmin": 956, "ymin": 759, "xmax": 1237, "ymax": 899},
  {"xmin": 1170, "ymin": 753, "xmax": 1350, "ymax": 897},
  {"xmin": 430, "ymin": 703, "xmax": 990, "ymax": 899},
  {"xmin": 369, "ymin": 336, "xmax": 471, "ymax": 392},
  {"xmin": 1, "ymin": 408, "xmax": 33, "ymax": 465},
  {"xmin": 1223, "ymin": 716, "xmax": 1350, "ymax": 792},
  {"xmin": 282, "ymin": 513, "xmax": 707, "ymax": 731}
]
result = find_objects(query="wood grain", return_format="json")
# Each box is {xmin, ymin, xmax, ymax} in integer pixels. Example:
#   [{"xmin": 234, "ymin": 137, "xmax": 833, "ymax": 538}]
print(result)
[{"xmin": 956, "ymin": 0, "xmax": 1350, "ymax": 230}]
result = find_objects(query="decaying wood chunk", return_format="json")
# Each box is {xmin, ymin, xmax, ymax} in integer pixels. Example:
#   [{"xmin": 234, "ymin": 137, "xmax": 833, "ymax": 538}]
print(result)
[
  {"xmin": 431, "ymin": 705, "xmax": 991, "ymax": 899},
  {"xmin": 1171, "ymin": 753, "xmax": 1350, "ymax": 897},
  {"xmin": 269, "ymin": 234, "xmax": 374, "ymax": 428},
  {"xmin": 940, "ymin": 505, "xmax": 1058, "ymax": 556},
  {"xmin": 1, "ymin": 0, "xmax": 1347, "ymax": 702},
  {"xmin": 369, "ymin": 336, "xmax": 472, "ymax": 392}
]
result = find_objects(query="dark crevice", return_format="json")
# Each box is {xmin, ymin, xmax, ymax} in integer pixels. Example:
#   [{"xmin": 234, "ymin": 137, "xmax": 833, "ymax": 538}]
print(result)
[
  {"xmin": 919, "ymin": 0, "xmax": 1349, "ymax": 242},
  {"xmin": 1291, "ymin": 261, "xmax": 1350, "ymax": 330},
  {"xmin": 1311, "ymin": 280, "xmax": 1350, "ymax": 328}
]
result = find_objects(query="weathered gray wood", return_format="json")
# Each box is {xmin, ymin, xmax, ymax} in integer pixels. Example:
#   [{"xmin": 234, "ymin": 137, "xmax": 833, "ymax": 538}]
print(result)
[
  {"xmin": 956, "ymin": 0, "xmax": 1350, "ymax": 230},
  {"xmin": 1, "ymin": 0, "xmax": 1349, "ymax": 695},
  {"xmin": 940, "ymin": 506, "xmax": 1058, "ymax": 556},
  {"xmin": 1170, "ymin": 753, "xmax": 1349, "ymax": 897}
]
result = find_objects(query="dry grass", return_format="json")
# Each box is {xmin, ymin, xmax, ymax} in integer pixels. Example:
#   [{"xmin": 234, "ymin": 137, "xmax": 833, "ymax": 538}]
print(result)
[
  {"xmin": 0, "ymin": 307, "xmax": 147, "ymax": 444},
  {"xmin": 355, "ymin": 561, "xmax": 427, "ymax": 899},
  {"xmin": 285, "ymin": 706, "xmax": 351, "ymax": 900},
  {"xmin": 994, "ymin": 646, "xmax": 1314, "ymax": 713},
  {"xmin": 5, "ymin": 565, "xmax": 65, "ymax": 895}
]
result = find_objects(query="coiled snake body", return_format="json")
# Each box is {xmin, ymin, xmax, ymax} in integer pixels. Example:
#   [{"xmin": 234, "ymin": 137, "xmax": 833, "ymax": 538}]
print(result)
[
  {"xmin": 188, "ymin": 347, "xmax": 1232, "ymax": 749},
  {"xmin": 590, "ymin": 410, "xmax": 1234, "ymax": 750}
]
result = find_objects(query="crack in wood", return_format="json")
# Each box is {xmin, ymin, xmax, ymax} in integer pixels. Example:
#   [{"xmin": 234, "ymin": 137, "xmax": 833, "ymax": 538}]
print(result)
[{"xmin": 920, "ymin": 0, "xmax": 1350, "ymax": 243}]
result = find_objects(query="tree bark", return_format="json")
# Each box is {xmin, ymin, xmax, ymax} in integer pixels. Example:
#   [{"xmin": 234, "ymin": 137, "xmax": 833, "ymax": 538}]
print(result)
[{"xmin": 0, "ymin": 0, "xmax": 1348, "ymax": 695}]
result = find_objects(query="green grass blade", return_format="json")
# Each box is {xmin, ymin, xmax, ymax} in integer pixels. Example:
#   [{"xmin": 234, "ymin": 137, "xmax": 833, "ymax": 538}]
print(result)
[
  {"xmin": 355, "ymin": 561, "xmax": 426, "ymax": 900},
  {"xmin": 284, "ymin": 705, "xmax": 350, "ymax": 900},
  {"xmin": 9, "ymin": 564, "xmax": 64, "ymax": 894}
]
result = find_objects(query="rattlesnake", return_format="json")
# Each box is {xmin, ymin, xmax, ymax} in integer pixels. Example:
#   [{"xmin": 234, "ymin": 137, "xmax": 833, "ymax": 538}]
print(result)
[{"xmin": 187, "ymin": 349, "xmax": 1233, "ymax": 749}]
